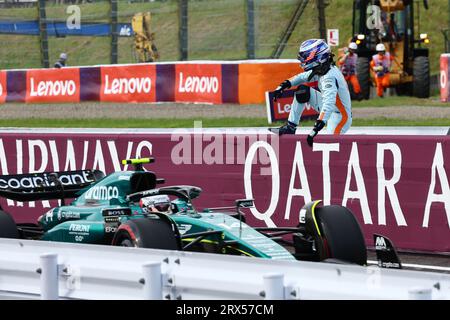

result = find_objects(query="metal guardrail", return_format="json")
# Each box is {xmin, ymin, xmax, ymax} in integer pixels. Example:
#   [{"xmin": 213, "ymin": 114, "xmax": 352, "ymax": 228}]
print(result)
[{"xmin": 0, "ymin": 239, "xmax": 449, "ymax": 300}]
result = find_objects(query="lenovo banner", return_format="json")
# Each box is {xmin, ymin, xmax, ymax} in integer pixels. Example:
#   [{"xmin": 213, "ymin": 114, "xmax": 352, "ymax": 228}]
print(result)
[
  {"xmin": 0, "ymin": 71, "xmax": 6, "ymax": 103},
  {"xmin": 0, "ymin": 131, "xmax": 448, "ymax": 253},
  {"xmin": 265, "ymin": 88, "xmax": 319, "ymax": 123},
  {"xmin": 441, "ymin": 54, "xmax": 450, "ymax": 102},
  {"xmin": 1, "ymin": 60, "xmax": 300, "ymax": 105},
  {"xmin": 26, "ymin": 68, "xmax": 80, "ymax": 103},
  {"xmin": 100, "ymin": 64, "xmax": 156, "ymax": 103},
  {"xmin": 174, "ymin": 64, "xmax": 222, "ymax": 104}
]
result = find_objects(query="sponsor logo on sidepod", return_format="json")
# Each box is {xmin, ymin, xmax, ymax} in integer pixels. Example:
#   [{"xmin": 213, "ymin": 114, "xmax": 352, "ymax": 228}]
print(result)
[
  {"xmin": 69, "ymin": 224, "xmax": 90, "ymax": 233},
  {"xmin": 84, "ymin": 186, "xmax": 120, "ymax": 201}
]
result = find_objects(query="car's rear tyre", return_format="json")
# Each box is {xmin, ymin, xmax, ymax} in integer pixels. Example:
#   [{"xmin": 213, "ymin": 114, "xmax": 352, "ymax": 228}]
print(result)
[
  {"xmin": 315, "ymin": 205, "xmax": 367, "ymax": 266},
  {"xmin": 0, "ymin": 210, "xmax": 20, "ymax": 239},
  {"xmin": 112, "ymin": 218, "xmax": 181, "ymax": 250}
]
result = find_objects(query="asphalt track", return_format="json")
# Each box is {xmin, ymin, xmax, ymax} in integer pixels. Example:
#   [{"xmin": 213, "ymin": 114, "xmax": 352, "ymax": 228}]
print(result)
[
  {"xmin": 1, "ymin": 102, "xmax": 450, "ymax": 119},
  {"xmin": 366, "ymin": 251, "xmax": 450, "ymax": 274}
]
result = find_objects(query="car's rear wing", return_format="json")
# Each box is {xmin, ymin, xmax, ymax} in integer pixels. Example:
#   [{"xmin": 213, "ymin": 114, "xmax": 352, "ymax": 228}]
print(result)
[{"xmin": 0, "ymin": 170, "xmax": 105, "ymax": 201}]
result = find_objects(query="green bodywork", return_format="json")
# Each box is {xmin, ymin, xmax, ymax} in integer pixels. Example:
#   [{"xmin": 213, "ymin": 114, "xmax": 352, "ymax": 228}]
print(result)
[{"xmin": 38, "ymin": 171, "xmax": 295, "ymax": 261}]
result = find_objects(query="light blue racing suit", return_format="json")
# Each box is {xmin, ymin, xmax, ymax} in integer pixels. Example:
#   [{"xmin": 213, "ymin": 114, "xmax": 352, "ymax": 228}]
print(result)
[{"xmin": 288, "ymin": 65, "xmax": 352, "ymax": 134}]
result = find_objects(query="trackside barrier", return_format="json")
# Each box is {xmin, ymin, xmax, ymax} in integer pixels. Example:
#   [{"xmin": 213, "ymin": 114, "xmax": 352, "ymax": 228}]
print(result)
[
  {"xmin": 39, "ymin": 253, "xmax": 58, "ymax": 300},
  {"xmin": 441, "ymin": 54, "xmax": 450, "ymax": 102},
  {"xmin": 262, "ymin": 274, "xmax": 285, "ymax": 300},
  {"xmin": 0, "ymin": 128, "xmax": 448, "ymax": 253},
  {"xmin": 141, "ymin": 262, "xmax": 163, "ymax": 300},
  {"xmin": 0, "ymin": 239, "xmax": 448, "ymax": 300},
  {"xmin": 0, "ymin": 60, "xmax": 300, "ymax": 105}
]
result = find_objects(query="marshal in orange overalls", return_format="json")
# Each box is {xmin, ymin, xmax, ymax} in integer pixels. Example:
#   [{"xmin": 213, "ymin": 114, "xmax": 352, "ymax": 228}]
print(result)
[
  {"xmin": 338, "ymin": 48, "xmax": 361, "ymax": 95},
  {"xmin": 370, "ymin": 52, "xmax": 393, "ymax": 97}
]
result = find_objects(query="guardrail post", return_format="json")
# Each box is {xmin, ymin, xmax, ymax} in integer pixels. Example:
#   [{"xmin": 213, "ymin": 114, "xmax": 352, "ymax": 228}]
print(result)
[
  {"xmin": 39, "ymin": 253, "xmax": 59, "ymax": 300},
  {"xmin": 408, "ymin": 287, "xmax": 432, "ymax": 300},
  {"xmin": 263, "ymin": 273, "xmax": 285, "ymax": 300},
  {"xmin": 142, "ymin": 262, "xmax": 163, "ymax": 300}
]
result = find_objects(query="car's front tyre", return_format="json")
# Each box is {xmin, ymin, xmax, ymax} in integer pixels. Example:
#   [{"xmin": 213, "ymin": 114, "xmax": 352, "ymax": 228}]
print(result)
[
  {"xmin": 112, "ymin": 218, "xmax": 181, "ymax": 250},
  {"xmin": 298, "ymin": 201, "xmax": 367, "ymax": 266}
]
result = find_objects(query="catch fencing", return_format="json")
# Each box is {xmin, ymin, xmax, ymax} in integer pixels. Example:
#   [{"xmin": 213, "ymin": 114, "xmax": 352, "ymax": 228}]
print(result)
[{"xmin": 0, "ymin": 0, "xmax": 323, "ymax": 70}]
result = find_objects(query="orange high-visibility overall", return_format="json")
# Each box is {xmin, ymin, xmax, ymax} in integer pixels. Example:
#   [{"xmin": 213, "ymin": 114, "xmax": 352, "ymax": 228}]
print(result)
[{"xmin": 371, "ymin": 53, "xmax": 392, "ymax": 97}]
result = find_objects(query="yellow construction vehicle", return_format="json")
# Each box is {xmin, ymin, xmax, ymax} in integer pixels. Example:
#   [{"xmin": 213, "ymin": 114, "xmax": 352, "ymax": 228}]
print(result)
[
  {"xmin": 352, "ymin": 0, "xmax": 430, "ymax": 98},
  {"xmin": 131, "ymin": 12, "xmax": 159, "ymax": 63}
]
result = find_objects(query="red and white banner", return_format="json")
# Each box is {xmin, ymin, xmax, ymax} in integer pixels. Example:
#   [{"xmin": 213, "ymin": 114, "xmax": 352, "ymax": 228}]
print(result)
[
  {"xmin": 0, "ymin": 131, "xmax": 448, "ymax": 253},
  {"xmin": 441, "ymin": 54, "xmax": 450, "ymax": 102},
  {"xmin": 265, "ymin": 88, "xmax": 319, "ymax": 123},
  {"xmin": 2, "ymin": 60, "xmax": 301, "ymax": 105},
  {"xmin": 327, "ymin": 29, "xmax": 339, "ymax": 47},
  {"xmin": 175, "ymin": 64, "xmax": 222, "ymax": 104},
  {"xmin": 0, "ymin": 71, "xmax": 6, "ymax": 103},
  {"xmin": 26, "ymin": 68, "xmax": 80, "ymax": 103},
  {"xmin": 100, "ymin": 64, "xmax": 156, "ymax": 102}
]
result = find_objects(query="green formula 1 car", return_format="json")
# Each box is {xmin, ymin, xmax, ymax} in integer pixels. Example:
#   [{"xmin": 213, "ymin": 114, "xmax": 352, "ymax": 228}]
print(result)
[{"xmin": 0, "ymin": 158, "xmax": 400, "ymax": 267}]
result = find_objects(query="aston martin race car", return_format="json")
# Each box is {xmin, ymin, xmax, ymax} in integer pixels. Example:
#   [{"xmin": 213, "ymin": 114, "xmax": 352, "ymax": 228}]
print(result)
[{"xmin": 0, "ymin": 158, "xmax": 400, "ymax": 267}]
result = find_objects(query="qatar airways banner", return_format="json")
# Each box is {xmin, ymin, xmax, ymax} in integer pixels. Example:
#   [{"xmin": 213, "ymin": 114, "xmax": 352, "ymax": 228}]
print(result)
[
  {"xmin": 1, "ymin": 60, "xmax": 300, "ymax": 105},
  {"xmin": 0, "ymin": 131, "xmax": 448, "ymax": 253}
]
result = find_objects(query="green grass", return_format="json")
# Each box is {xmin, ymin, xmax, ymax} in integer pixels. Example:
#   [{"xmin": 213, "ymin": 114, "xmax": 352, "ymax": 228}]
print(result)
[
  {"xmin": 0, "ymin": 117, "xmax": 448, "ymax": 128},
  {"xmin": 0, "ymin": 0, "xmax": 446, "ymax": 74}
]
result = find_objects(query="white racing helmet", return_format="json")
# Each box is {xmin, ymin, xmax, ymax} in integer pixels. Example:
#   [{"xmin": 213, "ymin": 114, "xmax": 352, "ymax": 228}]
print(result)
[
  {"xmin": 376, "ymin": 43, "xmax": 386, "ymax": 52},
  {"xmin": 297, "ymin": 39, "xmax": 331, "ymax": 71},
  {"xmin": 140, "ymin": 195, "xmax": 172, "ymax": 215}
]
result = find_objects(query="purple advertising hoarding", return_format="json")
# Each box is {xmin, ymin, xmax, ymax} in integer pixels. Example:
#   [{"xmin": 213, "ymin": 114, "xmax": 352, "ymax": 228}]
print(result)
[{"xmin": 0, "ymin": 130, "xmax": 448, "ymax": 253}]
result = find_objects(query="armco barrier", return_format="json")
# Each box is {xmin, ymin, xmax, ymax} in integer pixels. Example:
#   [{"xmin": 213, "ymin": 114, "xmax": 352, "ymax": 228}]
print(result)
[
  {"xmin": 0, "ymin": 128, "xmax": 448, "ymax": 253},
  {"xmin": 0, "ymin": 238, "xmax": 448, "ymax": 300},
  {"xmin": 1, "ymin": 60, "xmax": 300, "ymax": 105}
]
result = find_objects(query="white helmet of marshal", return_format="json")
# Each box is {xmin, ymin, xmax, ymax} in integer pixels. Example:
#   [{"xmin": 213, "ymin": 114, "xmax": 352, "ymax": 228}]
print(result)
[
  {"xmin": 376, "ymin": 43, "xmax": 386, "ymax": 52},
  {"xmin": 348, "ymin": 42, "xmax": 358, "ymax": 50}
]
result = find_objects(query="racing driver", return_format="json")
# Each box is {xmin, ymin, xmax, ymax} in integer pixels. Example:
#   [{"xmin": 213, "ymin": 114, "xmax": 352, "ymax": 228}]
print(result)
[{"xmin": 270, "ymin": 39, "xmax": 352, "ymax": 147}]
